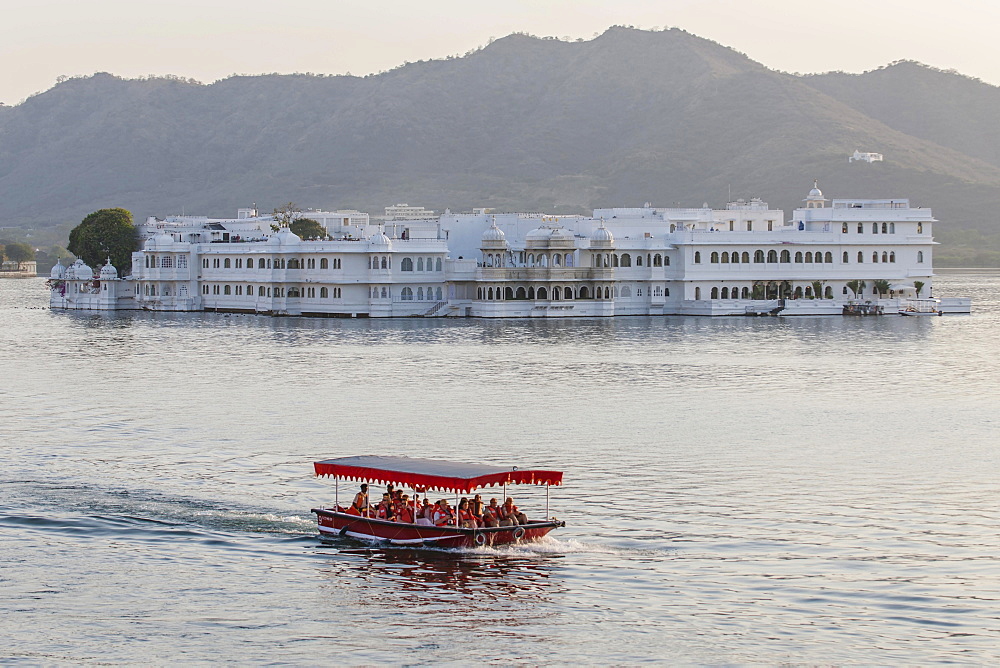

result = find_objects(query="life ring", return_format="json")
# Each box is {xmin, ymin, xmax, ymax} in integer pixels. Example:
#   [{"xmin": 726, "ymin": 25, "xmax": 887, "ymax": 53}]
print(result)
[
  {"xmin": 512, "ymin": 527, "xmax": 526, "ymax": 541},
  {"xmin": 474, "ymin": 532, "xmax": 487, "ymax": 546}
]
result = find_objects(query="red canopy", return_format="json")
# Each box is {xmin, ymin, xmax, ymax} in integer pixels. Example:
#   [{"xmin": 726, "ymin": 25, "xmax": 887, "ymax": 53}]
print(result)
[{"xmin": 314, "ymin": 455, "xmax": 563, "ymax": 493}]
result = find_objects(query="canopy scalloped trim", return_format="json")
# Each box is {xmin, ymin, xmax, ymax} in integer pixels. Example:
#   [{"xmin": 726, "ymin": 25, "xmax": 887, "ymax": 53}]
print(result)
[{"xmin": 313, "ymin": 456, "xmax": 563, "ymax": 494}]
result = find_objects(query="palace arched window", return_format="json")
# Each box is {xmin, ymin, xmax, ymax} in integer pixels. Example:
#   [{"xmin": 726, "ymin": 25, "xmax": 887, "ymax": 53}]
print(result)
[
  {"xmin": 873, "ymin": 223, "xmax": 879, "ymax": 234},
  {"xmin": 320, "ymin": 258, "xmax": 328, "ymax": 269},
  {"xmin": 710, "ymin": 252, "xmax": 719, "ymax": 263},
  {"xmin": 721, "ymin": 287, "xmax": 729, "ymax": 299},
  {"xmin": 780, "ymin": 250, "xmax": 790, "ymax": 263},
  {"xmin": 711, "ymin": 287, "xmax": 719, "ymax": 299},
  {"xmin": 843, "ymin": 251, "xmax": 849, "ymax": 263},
  {"xmin": 401, "ymin": 257, "xmax": 413, "ymax": 271},
  {"xmin": 917, "ymin": 223, "xmax": 923, "ymax": 234},
  {"xmin": 882, "ymin": 252, "xmax": 888, "ymax": 263},
  {"xmin": 873, "ymin": 252, "xmax": 879, "ymax": 263},
  {"xmin": 917, "ymin": 251, "xmax": 924, "ymax": 263},
  {"xmin": 858, "ymin": 251, "xmax": 864, "ymax": 263},
  {"xmin": 767, "ymin": 250, "xmax": 777, "ymax": 263},
  {"xmin": 754, "ymin": 250, "xmax": 764, "ymax": 263},
  {"xmin": 401, "ymin": 287, "xmax": 413, "ymax": 300},
  {"xmin": 504, "ymin": 287, "xmax": 514, "ymax": 300},
  {"xmin": 890, "ymin": 252, "xmax": 896, "ymax": 263},
  {"xmin": 320, "ymin": 287, "xmax": 328, "ymax": 298},
  {"xmin": 224, "ymin": 258, "xmax": 232, "ymax": 268},
  {"xmin": 417, "ymin": 258, "xmax": 424, "ymax": 272},
  {"xmin": 721, "ymin": 252, "xmax": 729, "ymax": 264},
  {"xmin": 436, "ymin": 258, "xmax": 442, "ymax": 271},
  {"xmin": 842, "ymin": 223, "xmax": 848, "ymax": 234},
  {"xmin": 695, "ymin": 287, "xmax": 701, "ymax": 300},
  {"xmin": 825, "ymin": 252, "xmax": 833, "ymax": 263},
  {"xmin": 654, "ymin": 254, "xmax": 662, "ymax": 267},
  {"xmin": 579, "ymin": 286, "xmax": 589, "ymax": 299},
  {"xmin": 694, "ymin": 252, "xmax": 701, "ymax": 264},
  {"xmin": 882, "ymin": 223, "xmax": 888, "ymax": 234},
  {"xmin": 417, "ymin": 288, "xmax": 424, "ymax": 301},
  {"xmin": 805, "ymin": 252, "xmax": 813, "ymax": 263},
  {"xmin": 537, "ymin": 287, "xmax": 548, "ymax": 300},
  {"xmin": 740, "ymin": 252, "xmax": 749, "ymax": 264}
]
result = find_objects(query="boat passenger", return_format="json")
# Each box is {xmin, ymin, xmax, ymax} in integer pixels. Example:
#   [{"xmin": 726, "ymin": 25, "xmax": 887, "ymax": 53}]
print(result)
[
  {"xmin": 503, "ymin": 497, "xmax": 529, "ymax": 525},
  {"xmin": 491, "ymin": 497, "xmax": 516, "ymax": 526},
  {"xmin": 349, "ymin": 483, "xmax": 369, "ymax": 516},
  {"xmin": 376, "ymin": 493, "xmax": 395, "ymax": 521},
  {"xmin": 415, "ymin": 498, "xmax": 434, "ymax": 526},
  {"xmin": 432, "ymin": 499, "xmax": 454, "ymax": 526},
  {"xmin": 472, "ymin": 494, "xmax": 485, "ymax": 522},
  {"xmin": 396, "ymin": 494, "xmax": 415, "ymax": 524},
  {"xmin": 481, "ymin": 500, "xmax": 500, "ymax": 527},
  {"xmin": 456, "ymin": 498, "xmax": 478, "ymax": 528}
]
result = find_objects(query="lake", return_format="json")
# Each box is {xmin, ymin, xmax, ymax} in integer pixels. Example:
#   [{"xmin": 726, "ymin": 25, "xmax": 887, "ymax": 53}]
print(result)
[{"xmin": 1, "ymin": 271, "xmax": 998, "ymax": 663}]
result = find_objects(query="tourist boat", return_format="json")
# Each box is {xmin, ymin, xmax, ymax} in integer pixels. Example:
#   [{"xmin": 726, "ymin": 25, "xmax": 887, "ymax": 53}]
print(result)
[
  {"xmin": 311, "ymin": 455, "xmax": 565, "ymax": 548},
  {"xmin": 899, "ymin": 298, "xmax": 943, "ymax": 316}
]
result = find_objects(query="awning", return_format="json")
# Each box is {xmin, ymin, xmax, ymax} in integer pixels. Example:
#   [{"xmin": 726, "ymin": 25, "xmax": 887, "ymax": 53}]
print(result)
[
  {"xmin": 890, "ymin": 284, "xmax": 917, "ymax": 292},
  {"xmin": 314, "ymin": 455, "xmax": 563, "ymax": 493}
]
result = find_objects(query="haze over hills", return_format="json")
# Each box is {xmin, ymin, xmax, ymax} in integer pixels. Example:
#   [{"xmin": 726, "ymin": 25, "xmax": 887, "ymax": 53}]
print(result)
[{"xmin": 2, "ymin": 27, "xmax": 999, "ymax": 265}]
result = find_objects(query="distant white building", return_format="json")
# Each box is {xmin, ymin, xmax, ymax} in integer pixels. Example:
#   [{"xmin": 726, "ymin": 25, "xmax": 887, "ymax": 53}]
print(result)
[
  {"xmin": 49, "ymin": 183, "xmax": 971, "ymax": 317},
  {"xmin": 382, "ymin": 203, "xmax": 436, "ymax": 221},
  {"xmin": 850, "ymin": 150, "xmax": 884, "ymax": 163}
]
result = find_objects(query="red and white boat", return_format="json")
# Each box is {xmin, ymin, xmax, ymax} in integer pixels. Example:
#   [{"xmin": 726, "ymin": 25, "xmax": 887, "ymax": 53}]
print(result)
[{"xmin": 311, "ymin": 455, "xmax": 565, "ymax": 549}]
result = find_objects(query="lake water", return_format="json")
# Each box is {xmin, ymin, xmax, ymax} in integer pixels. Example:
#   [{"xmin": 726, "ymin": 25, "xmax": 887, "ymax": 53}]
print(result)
[{"xmin": 2, "ymin": 272, "xmax": 998, "ymax": 664}]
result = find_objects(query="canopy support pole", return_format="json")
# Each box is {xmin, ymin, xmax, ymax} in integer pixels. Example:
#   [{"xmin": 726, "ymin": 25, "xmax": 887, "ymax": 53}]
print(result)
[
  {"xmin": 546, "ymin": 484, "xmax": 550, "ymax": 520},
  {"xmin": 335, "ymin": 478, "xmax": 339, "ymax": 510}
]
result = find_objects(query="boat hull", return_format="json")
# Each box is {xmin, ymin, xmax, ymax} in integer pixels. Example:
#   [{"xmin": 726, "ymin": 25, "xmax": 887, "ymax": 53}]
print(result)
[{"xmin": 312, "ymin": 508, "xmax": 563, "ymax": 548}]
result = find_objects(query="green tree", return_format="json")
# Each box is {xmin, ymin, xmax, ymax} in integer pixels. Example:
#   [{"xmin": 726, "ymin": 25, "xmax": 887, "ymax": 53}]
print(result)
[
  {"xmin": 290, "ymin": 217, "xmax": 326, "ymax": 239},
  {"xmin": 4, "ymin": 242, "xmax": 35, "ymax": 264},
  {"xmin": 810, "ymin": 280, "xmax": 824, "ymax": 299},
  {"xmin": 68, "ymin": 208, "xmax": 138, "ymax": 272},
  {"xmin": 914, "ymin": 281, "xmax": 925, "ymax": 297},
  {"xmin": 872, "ymin": 279, "xmax": 891, "ymax": 298},
  {"xmin": 846, "ymin": 279, "xmax": 866, "ymax": 298}
]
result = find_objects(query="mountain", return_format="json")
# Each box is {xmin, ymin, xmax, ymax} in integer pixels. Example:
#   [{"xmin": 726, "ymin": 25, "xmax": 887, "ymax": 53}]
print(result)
[{"xmin": 2, "ymin": 27, "xmax": 999, "ymax": 265}]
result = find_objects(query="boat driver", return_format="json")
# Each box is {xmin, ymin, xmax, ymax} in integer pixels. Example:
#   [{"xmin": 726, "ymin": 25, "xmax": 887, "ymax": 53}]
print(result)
[{"xmin": 350, "ymin": 484, "xmax": 369, "ymax": 515}]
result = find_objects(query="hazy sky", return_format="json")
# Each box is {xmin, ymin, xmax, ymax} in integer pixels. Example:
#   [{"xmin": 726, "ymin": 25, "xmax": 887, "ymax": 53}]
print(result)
[{"xmin": 3, "ymin": 0, "xmax": 999, "ymax": 105}]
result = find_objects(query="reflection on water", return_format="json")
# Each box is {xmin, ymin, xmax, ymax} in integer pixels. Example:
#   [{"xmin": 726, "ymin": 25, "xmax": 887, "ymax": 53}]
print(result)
[{"xmin": 1, "ymin": 273, "xmax": 999, "ymax": 663}]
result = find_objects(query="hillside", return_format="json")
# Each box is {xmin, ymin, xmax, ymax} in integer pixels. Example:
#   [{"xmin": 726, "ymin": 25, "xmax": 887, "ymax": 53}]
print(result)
[{"xmin": 2, "ymin": 27, "xmax": 999, "ymax": 265}]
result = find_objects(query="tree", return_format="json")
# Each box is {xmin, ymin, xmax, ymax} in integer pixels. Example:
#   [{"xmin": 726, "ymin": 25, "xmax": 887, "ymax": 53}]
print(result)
[
  {"xmin": 914, "ymin": 280, "xmax": 925, "ymax": 297},
  {"xmin": 810, "ymin": 280, "xmax": 824, "ymax": 299},
  {"xmin": 68, "ymin": 208, "xmax": 138, "ymax": 272},
  {"xmin": 290, "ymin": 218, "xmax": 326, "ymax": 239},
  {"xmin": 272, "ymin": 202, "xmax": 298, "ymax": 229},
  {"xmin": 4, "ymin": 242, "xmax": 35, "ymax": 264},
  {"xmin": 872, "ymin": 279, "xmax": 891, "ymax": 298},
  {"xmin": 846, "ymin": 279, "xmax": 866, "ymax": 298}
]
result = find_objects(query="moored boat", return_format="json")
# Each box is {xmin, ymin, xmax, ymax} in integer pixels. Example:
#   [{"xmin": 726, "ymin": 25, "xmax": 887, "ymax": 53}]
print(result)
[
  {"xmin": 311, "ymin": 455, "xmax": 565, "ymax": 548},
  {"xmin": 899, "ymin": 298, "xmax": 943, "ymax": 316}
]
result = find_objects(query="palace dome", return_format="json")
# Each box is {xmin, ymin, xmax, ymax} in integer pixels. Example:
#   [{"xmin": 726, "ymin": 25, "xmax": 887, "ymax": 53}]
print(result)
[
  {"xmin": 525, "ymin": 225, "xmax": 553, "ymax": 242},
  {"xmin": 49, "ymin": 259, "xmax": 66, "ymax": 279},
  {"xmin": 144, "ymin": 229, "xmax": 175, "ymax": 250},
  {"xmin": 481, "ymin": 222, "xmax": 506, "ymax": 242},
  {"xmin": 368, "ymin": 231, "xmax": 392, "ymax": 247},
  {"xmin": 69, "ymin": 259, "xmax": 93, "ymax": 280},
  {"xmin": 591, "ymin": 222, "xmax": 614, "ymax": 243},
  {"xmin": 268, "ymin": 227, "xmax": 302, "ymax": 245},
  {"xmin": 99, "ymin": 260, "xmax": 118, "ymax": 280}
]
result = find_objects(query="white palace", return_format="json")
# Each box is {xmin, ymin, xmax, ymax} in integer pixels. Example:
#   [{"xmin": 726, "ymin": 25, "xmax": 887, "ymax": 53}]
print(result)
[{"xmin": 48, "ymin": 183, "xmax": 971, "ymax": 317}]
